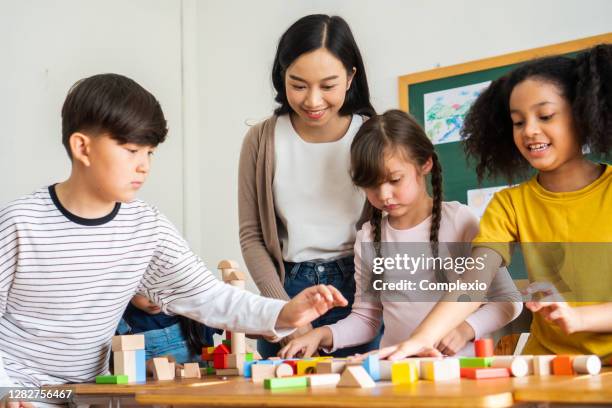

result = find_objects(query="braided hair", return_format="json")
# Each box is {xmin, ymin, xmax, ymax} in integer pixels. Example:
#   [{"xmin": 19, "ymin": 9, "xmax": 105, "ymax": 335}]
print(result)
[{"xmin": 351, "ymin": 109, "xmax": 445, "ymax": 283}]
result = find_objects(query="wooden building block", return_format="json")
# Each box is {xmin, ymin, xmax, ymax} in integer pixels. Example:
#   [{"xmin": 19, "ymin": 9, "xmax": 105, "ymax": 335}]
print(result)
[
  {"xmin": 111, "ymin": 335, "xmax": 145, "ymax": 352},
  {"xmin": 337, "ymin": 366, "xmax": 375, "ymax": 388},
  {"xmin": 96, "ymin": 375, "xmax": 128, "ymax": 384},
  {"xmin": 229, "ymin": 280, "xmax": 246, "ymax": 289},
  {"xmin": 135, "ymin": 349, "xmax": 146, "ymax": 383},
  {"xmin": 282, "ymin": 360, "xmax": 298, "ymax": 374},
  {"xmin": 363, "ymin": 354, "xmax": 381, "ymax": 381},
  {"xmin": 227, "ymin": 354, "xmax": 246, "ymax": 374},
  {"xmin": 474, "ymin": 338, "xmax": 494, "ymax": 357},
  {"xmin": 297, "ymin": 360, "xmax": 318, "ymax": 375},
  {"xmin": 391, "ymin": 361, "xmax": 418, "ymax": 385},
  {"xmin": 460, "ymin": 367, "xmax": 510, "ymax": 379},
  {"xmin": 184, "ymin": 362, "xmax": 202, "ymax": 379},
  {"xmin": 491, "ymin": 356, "xmax": 531, "ymax": 377},
  {"xmin": 243, "ymin": 361, "xmax": 258, "ymax": 378},
  {"xmin": 216, "ymin": 368, "xmax": 240, "ymax": 376},
  {"xmin": 533, "ymin": 355, "xmax": 556, "ymax": 376},
  {"xmin": 152, "ymin": 357, "xmax": 174, "ymax": 381},
  {"xmin": 316, "ymin": 360, "xmax": 345, "ymax": 374},
  {"xmin": 307, "ymin": 373, "xmax": 341, "ymax": 387},
  {"xmin": 573, "ymin": 355, "xmax": 601, "ymax": 375},
  {"xmin": 113, "ymin": 351, "xmax": 137, "ymax": 382},
  {"xmin": 459, "ymin": 357, "xmax": 493, "ymax": 368},
  {"xmin": 552, "ymin": 356, "xmax": 575, "ymax": 375},
  {"xmin": 421, "ymin": 359, "xmax": 460, "ymax": 381},
  {"xmin": 264, "ymin": 376, "xmax": 308, "ymax": 390},
  {"xmin": 251, "ymin": 364, "xmax": 277, "ymax": 383},
  {"xmin": 379, "ymin": 360, "xmax": 394, "ymax": 381},
  {"xmin": 232, "ymin": 333, "xmax": 246, "ymax": 354},
  {"xmin": 275, "ymin": 363, "xmax": 294, "ymax": 378},
  {"xmin": 218, "ymin": 260, "xmax": 239, "ymax": 269},
  {"xmin": 226, "ymin": 270, "xmax": 246, "ymax": 281}
]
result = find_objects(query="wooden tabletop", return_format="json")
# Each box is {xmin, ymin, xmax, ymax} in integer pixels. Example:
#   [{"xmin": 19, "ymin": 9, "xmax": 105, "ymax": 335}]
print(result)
[
  {"xmin": 134, "ymin": 376, "xmax": 514, "ymax": 408},
  {"xmin": 514, "ymin": 370, "xmax": 612, "ymax": 404}
]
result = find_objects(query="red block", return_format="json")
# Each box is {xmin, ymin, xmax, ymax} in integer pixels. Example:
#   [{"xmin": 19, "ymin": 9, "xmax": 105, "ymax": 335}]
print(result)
[
  {"xmin": 474, "ymin": 338, "xmax": 494, "ymax": 357},
  {"xmin": 461, "ymin": 367, "xmax": 510, "ymax": 379},
  {"xmin": 226, "ymin": 331, "xmax": 232, "ymax": 340},
  {"xmin": 213, "ymin": 354, "xmax": 228, "ymax": 369},
  {"xmin": 552, "ymin": 355, "xmax": 574, "ymax": 375}
]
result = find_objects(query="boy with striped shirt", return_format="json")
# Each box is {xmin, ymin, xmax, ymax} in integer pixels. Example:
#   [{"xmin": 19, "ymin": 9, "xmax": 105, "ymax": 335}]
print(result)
[{"xmin": 0, "ymin": 74, "xmax": 346, "ymax": 402}]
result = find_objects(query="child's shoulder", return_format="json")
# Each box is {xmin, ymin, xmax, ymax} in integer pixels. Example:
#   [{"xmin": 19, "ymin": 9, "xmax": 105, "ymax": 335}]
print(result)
[
  {"xmin": 0, "ymin": 186, "xmax": 54, "ymax": 224},
  {"xmin": 440, "ymin": 201, "xmax": 477, "ymax": 222}
]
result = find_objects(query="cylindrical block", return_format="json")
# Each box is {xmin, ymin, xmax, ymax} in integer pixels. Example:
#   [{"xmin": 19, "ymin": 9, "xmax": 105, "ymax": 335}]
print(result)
[
  {"xmin": 276, "ymin": 363, "xmax": 294, "ymax": 378},
  {"xmin": 232, "ymin": 332, "xmax": 246, "ymax": 354},
  {"xmin": 491, "ymin": 356, "xmax": 529, "ymax": 377},
  {"xmin": 474, "ymin": 338, "xmax": 494, "ymax": 357},
  {"xmin": 572, "ymin": 355, "xmax": 601, "ymax": 375}
]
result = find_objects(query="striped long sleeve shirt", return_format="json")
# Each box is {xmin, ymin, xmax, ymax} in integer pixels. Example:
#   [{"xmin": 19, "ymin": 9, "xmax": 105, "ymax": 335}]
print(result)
[{"xmin": 0, "ymin": 186, "xmax": 288, "ymax": 387}]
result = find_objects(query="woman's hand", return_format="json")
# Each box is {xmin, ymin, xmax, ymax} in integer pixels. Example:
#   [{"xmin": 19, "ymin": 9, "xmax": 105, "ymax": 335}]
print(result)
[{"xmin": 278, "ymin": 327, "xmax": 331, "ymax": 359}]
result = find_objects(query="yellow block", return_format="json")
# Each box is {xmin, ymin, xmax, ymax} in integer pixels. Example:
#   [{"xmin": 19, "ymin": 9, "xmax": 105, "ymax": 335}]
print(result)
[
  {"xmin": 391, "ymin": 361, "xmax": 418, "ymax": 385},
  {"xmin": 297, "ymin": 360, "xmax": 318, "ymax": 375}
]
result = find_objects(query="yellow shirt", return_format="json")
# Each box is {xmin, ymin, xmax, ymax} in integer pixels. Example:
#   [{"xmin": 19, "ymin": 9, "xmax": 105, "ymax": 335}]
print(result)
[{"xmin": 473, "ymin": 164, "xmax": 612, "ymax": 359}]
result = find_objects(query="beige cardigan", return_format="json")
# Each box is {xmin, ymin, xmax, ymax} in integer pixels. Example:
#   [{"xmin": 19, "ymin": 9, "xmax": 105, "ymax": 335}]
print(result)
[{"xmin": 238, "ymin": 115, "xmax": 291, "ymax": 300}]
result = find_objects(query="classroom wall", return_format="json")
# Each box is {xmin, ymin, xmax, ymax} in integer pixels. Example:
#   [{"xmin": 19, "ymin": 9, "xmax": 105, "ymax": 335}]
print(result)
[
  {"xmin": 0, "ymin": 0, "xmax": 185, "ymax": 229},
  {"xmin": 195, "ymin": 0, "xmax": 612, "ymax": 291}
]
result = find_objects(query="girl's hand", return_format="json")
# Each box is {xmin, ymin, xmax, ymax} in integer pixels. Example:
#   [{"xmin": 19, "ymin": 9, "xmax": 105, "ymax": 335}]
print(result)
[
  {"xmin": 278, "ymin": 324, "xmax": 313, "ymax": 347},
  {"xmin": 523, "ymin": 282, "xmax": 584, "ymax": 334},
  {"xmin": 276, "ymin": 285, "xmax": 347, "ymax": 329},
  {"xmin": 278, "ymin": 327, "xmax": 331, "ymax": 359},
  {"xmin": 357, "ymin": 338, "xmax": 441, "ymax": 361},
  {"xmin": 435, "ymin": 322, "xmax": 475, "ymax": 356}
]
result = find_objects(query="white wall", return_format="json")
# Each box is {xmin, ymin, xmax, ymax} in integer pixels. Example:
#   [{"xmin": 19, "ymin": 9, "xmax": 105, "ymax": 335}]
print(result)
[
  {"xmin": 0, "ymin": 0, "xmax": 185, "ymax": 229},
  {"xmin": 195, "ymin": 0, "xmax": 612, "ymax": 291}
]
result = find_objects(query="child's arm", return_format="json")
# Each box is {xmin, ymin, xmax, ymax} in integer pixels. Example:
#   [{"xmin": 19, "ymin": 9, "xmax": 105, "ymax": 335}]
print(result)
[
  {"xmin": 0, "ymin": 218, "xmax": 16, "ymax": 392},
  {"xmin": 377, "ymin": 246, "xmax": 503, "ymax": 360}
]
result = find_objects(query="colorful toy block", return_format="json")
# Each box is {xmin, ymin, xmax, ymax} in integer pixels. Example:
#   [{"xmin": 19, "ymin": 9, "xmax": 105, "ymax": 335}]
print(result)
[
  {"xmin": 491, "ymin": 356, "xmax": 531, "ymax": 377},
  {"xmin": 460, "ymin": 367, "xmax": 510, "ymax": 379},
  {"xmin": 243, "ymin": 361, "xmax": 258, "ymax": 378},
  {"xmin": 459, "ymin": 357, "xmax": 493, "ymax": 368},
  {"xmin": 114, "ymin": 351, "xmax": 137, "ymax": 383},
  {"xmin": 216, "ymin": 368, "xmax": 240, "ymax": 376},
  {"xmin": 213, "ymin": 344, "xmax": 230, "ymax": 369},
  {"xmin": 96, "ymin": 375, "xmax": 128, "ymax": 384},
  {"xmin": 391, "ymin": 361, "xmax": 418, "ymax": 385},
  {"xmin": 316, "ymin": 360, "xmax": 345, "ymax": 374},
  {"xmin": 307, "ymin": 373, "xmax": 341, "ymax": 387},
  {"xmin": 421, "ymin": 358, "xmax": 460, "ymax": 381},
  {"xmin": 264, "ymin": 376, "xmax": 308, "ymax": 390},
  {"xmin": 337, "ymin": 366, "xmax": 375, "ymax": 388},
  {"xmin": 573, "ymin": 355, "xmax": 601, "ymax": 375},
  {"xmin": 379, "ymin": 359, "xmax": 394, "ymax": 381},
  {"xmin": 282, "ymin": 360, "xmax": 298, "ymax": 374},
  {"xmin": 251, "ymin": 364, "xmax": 277, "ymax": 383},
  {"xmin": 135, "ymin": 349, "xmax": 146, "ymax": 382},
  {"xmin": 275, "ymin": 363, "xmax": 294, "ymax": 378},
  {"xmin": 152, "ymin": 357, "xmax": 174, "ymax": 381},
  {"xmin": 362, "ymin": 354, "xmax": 381, "ymax": 381},
  {"xmin": 111, "ymin": 335, "xmax": 145, "ymax": 352},
  {"xmin": 533, "ymin": 355, "xmax": 555, "ymax": 376},
  {"xmin": 296, "ymin": 360, "xmax": 318, "ymax": 375},
  {"xmin": 474, "ymin": 338, "xmax": 494, "ymax": 357},
  {"xmin": 184, "ymin": 362, "xmax": 202, "ymax": 379},
  {"xmin": 552, "ymin": 355, "xmax": 575, "ymax": 375},
  {"xmin": 217, "ymin": 259, "xmax": 239, "ymax": 269}
]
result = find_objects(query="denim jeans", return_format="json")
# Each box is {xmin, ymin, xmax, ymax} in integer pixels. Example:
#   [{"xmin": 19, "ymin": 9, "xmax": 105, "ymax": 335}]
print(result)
[
  {"xmin": 257, "ymin": 255, "xmax": 382, "ymax": 358},
  {"xmin": 142, "ymin": 322, "xmax": 201, "ymax": 364}
]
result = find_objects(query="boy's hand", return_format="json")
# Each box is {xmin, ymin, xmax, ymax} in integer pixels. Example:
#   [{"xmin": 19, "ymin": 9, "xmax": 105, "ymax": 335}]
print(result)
[
  {"xmin": 435, "ymin": 322, "xmax": 475, "ymax": 356},
  {"xmin": 523, "ymin": 282, "xmax": 584, "ymax": 334},
  {"xmin": 275, "ymin": 285, "xmax": 347, "ymax": 330},
  {"xmin": 278, "ymin": 327, "xmax": 331, "ymax": 359}
]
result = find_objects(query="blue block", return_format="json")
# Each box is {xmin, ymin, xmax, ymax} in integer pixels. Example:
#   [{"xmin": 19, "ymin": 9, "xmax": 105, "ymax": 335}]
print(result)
[
  {"xmin": 135, "ymin": 349, "xmax": 146, "ymax": 383},
  {"xmin": 363, "ymin": 354, "xmax": 380, "ymax": 381},
  {"xmin": 257, "ymin": 359, "xmax": 284, "ymax": 365},
  {"xmin": 243, "ymin": 361, "xmax": 257, "ymax": 378}
]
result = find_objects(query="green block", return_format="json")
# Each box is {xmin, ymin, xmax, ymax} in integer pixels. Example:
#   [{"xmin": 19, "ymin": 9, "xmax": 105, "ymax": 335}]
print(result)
[
  {"xmin": 96, "ymin": 375, "xmax": 128, "ymax": 384},
  {"xmin": 206, "ymin": 367, "xmax": 215, "ymax": 374},
  {"xmin": 245, "ymin": 353, "xmax": 253, "ymax": 362},
  {"xmin": 459, "ymin": 357, "xmax": 493, "ymax": 368},
  {"xmin": 222, "ymin": 339, "xmax": 232, "ymax": 347},
  {"xmin": 264, "ymin": 376, "xmax": 308, "ymax": 390}
]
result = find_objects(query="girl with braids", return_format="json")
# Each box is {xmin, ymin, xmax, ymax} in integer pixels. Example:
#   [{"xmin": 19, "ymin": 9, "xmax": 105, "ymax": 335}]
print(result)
[
  {"xmin": 374, "ymin": 44, "xmax": 612, "ymax": 361},
  {"xmin": 279, "ymin": 110, "xmax": 521, "ymax": 358}
]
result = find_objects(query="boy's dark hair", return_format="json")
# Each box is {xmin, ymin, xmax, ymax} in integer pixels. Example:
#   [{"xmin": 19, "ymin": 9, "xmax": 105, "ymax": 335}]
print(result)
[
  {"xmin": 462, "ymin": 44, "xmax": 612, "ymax": 183},
  {"xmin": 351, "ymin": 109, "xmax": 445, "ymax": 284},
  {"xmin": 272, "ymin": 14, "xmax": 375, "ymax": 117},
  {"xmin": 61, "ymin": 73, "xmax": 168, "ymax": 158}
]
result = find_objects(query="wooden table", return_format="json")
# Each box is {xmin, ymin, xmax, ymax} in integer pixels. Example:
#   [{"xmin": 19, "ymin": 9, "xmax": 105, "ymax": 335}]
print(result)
[{"xmin": 59, "ymin": 370, "xmax": 612, "ymax": 408}]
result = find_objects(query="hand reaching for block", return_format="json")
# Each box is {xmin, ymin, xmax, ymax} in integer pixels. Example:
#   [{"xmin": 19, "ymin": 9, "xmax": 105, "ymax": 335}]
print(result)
[{"xmin": 275, "ymin": 285, "xmax": 347, "ymax": 330}]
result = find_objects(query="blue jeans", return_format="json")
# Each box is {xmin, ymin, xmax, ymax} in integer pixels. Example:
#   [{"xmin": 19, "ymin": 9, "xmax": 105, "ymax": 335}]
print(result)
[
  {"xmin": 142, "ymin": 322, "xmax": 201, "ymax": 364},
  {"xmin": 257, "ymin": 255, "xmax": 382, "ymax": 358}
]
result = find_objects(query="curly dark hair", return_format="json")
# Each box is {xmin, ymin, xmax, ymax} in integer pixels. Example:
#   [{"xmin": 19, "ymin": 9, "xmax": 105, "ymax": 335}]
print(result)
[{"xmin": 462, "ymin": 44, "xmax": 612, "ymax": 183}]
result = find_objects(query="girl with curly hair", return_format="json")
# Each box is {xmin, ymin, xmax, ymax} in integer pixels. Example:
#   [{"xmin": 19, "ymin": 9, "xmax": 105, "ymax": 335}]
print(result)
[{"xmin": 374, "ymin": 44, "xmax": 612, "ymax": 361}]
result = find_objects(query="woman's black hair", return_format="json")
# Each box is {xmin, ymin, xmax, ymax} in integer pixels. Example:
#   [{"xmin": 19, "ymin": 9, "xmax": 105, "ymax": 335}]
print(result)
[
  {"xmin": 462, "ymin": 44, "xmax": 612, "ymax": 183},
  {"xmin": 351, "ymin": 110, "xmax": 445, "ymax": 284},
  {"xmin": 272, "ymin": 14, "xmax": 375, "ymax": 117}
]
